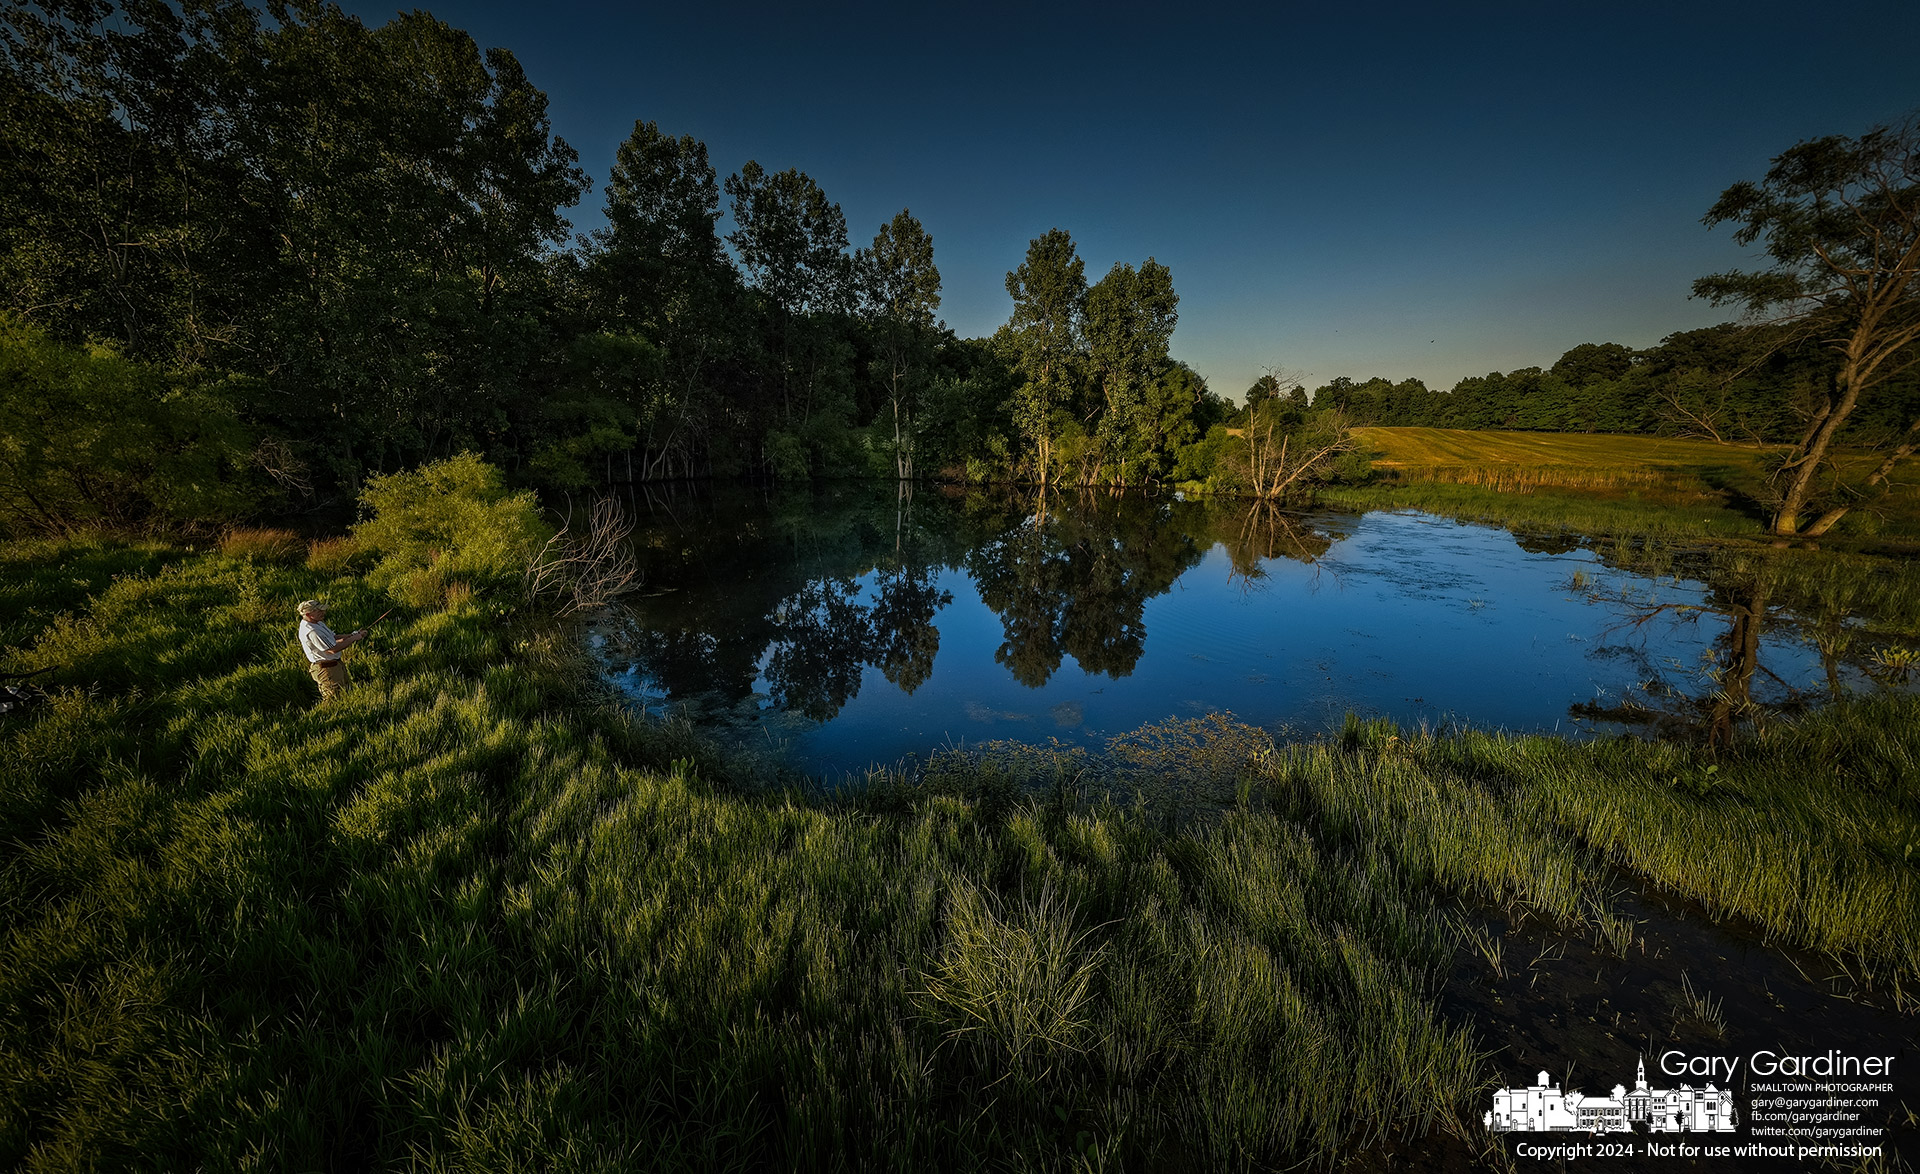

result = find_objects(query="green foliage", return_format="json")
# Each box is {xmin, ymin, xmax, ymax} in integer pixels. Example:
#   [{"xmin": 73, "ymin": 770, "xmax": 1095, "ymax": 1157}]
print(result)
[
  {"xmin": 1085, "ymin": 259, "xmax": 1179, "ymax": 484},
  {"xmin": 351, "ymin": 454, "xmax": 553, "ymax": 602},
  {"xmin": 2, "ymin": 1, "xmax": 588, "ymax": 488},
  {"xmin": 859, "ymin": 210, "xmax": 942, "ymax": 479},
  {"xmin": 0, "ymin": 317, "xmax": 256, "ymax": 534},
  {"xmin": 1172, "ymin": 423, "xmax": 1237, "ymax": 486},
  {"xmin": 1002, "ymin": 229, "xmax": 1088, "ymax": 482},
  {"xmin": 1695, "ymin": 118, "xmax": 1920, "ymax": 535}
]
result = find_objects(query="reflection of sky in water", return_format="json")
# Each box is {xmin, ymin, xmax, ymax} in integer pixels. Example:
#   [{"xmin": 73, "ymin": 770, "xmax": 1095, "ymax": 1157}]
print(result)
[{"xmin": 605, "ymin": 507, "xmax": 1877, "ymax": 777}]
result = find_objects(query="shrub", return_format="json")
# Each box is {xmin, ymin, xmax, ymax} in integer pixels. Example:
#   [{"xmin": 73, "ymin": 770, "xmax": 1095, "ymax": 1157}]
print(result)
[
  {"xmin": 765, "ymin": 430, "xmax": 810, "ymax": 481},
  {"xmin": 352, "ymin": 454, "xmax": 552, "ymax": 603}
]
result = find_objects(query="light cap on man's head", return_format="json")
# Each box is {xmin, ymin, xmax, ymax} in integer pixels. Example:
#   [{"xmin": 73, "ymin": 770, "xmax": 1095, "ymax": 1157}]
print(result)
[{"xmin": 297, "ymin": 599, "xmax": 325, "ymax": 616}]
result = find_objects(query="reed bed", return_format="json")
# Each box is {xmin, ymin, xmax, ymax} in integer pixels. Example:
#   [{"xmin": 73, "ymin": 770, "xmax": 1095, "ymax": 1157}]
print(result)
[
  {"xmin": 1, "ymin": 535, "xmax": 1913, "ymax": 1170},
  {"xmin": 217, "ymin": 527, "xmax": 306, "ymax": 563}
]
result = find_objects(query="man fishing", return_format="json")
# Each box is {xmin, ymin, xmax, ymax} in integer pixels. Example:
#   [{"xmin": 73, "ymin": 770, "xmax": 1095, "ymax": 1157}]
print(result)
[{"xmin": 297, "ymin": 599, "xmax": 376, "ymax": 703}]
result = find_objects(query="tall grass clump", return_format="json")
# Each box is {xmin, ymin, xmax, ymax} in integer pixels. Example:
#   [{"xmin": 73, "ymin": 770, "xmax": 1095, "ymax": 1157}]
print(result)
[
  {"xmin": 304, "ymin": 535, "xmax": 361, "ymax": 573},
  {"xmin": 917, "ymin": 881, "xmax": 1107, "ymax": 1081},
  {"xmin": 217, "ymin": 527, "xmax": 304, "ymax": 563}
]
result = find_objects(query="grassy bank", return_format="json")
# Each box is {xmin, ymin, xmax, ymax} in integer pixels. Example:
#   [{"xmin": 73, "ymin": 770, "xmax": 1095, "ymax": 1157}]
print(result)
[
  {"xmin": 1, "ymin": 536, "xmax": 1915, "ymax": 1170},
  {"xmin": 1341, "ymin": 426, "xmax": 1920, "ymax": 543}
]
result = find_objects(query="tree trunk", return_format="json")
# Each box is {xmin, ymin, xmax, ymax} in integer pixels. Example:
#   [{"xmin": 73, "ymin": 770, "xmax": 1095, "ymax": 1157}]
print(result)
[
  {"xmin": 1799, "ymin": 414, "xmax": 1920, "ymax": 536},
  {"xmin": 1771, "ymin": 356, "xmax": 1864, "ymax": 535}
]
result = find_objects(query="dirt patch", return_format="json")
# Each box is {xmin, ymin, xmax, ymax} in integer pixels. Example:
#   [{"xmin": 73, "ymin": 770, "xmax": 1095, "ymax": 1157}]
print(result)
[{"xmin": 1353, "ymin": 886, "xmax": 1916, "ymax": 1171}]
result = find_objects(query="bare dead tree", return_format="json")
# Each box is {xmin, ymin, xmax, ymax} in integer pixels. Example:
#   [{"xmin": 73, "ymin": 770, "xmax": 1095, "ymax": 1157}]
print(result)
[
  {"xmin": 524, "ymin": 496, "xmax": 641, "ymax": 615},
  {"xmin": 250, "ymin": 435, "xmax": 313, "ymax": 498},
  {"xmin": 1239, "ymin": 405, "xmax": 1357, "ymax": 500}
]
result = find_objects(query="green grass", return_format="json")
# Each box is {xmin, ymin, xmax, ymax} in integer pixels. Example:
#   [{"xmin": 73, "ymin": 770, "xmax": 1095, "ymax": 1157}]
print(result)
[
  {"xmin": 1341, "ymin": 426, "xmax": 1920, "ymax": 542},
  {"xmin": 1353, "ymin": 426, "xmax": 1782, "ymax": 474},
  {"xmin": 1, "ymin": 535, "xmax": 1915, "ymax": 1169},
  {"xmin": 1322, "ymin": 479, "xmax": 1769, "ymax": 540}
]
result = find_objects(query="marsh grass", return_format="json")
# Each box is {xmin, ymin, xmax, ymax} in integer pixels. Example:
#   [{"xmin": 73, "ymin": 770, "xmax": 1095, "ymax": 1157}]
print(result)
[
  {"xmin": 1387, "ymin": 463, "xmax": 1695, "ymax": 494},
  {"xmin": 1676, "ymin": 972, "xmax": 1728, "ymax": 1038},
  {"xmin": 304, "ymin": 535, "xmax": 361, "ymax": 573},
  {"xmin": 0, "ymin": 535, "xmax": 1913, "ymax": 1170}
]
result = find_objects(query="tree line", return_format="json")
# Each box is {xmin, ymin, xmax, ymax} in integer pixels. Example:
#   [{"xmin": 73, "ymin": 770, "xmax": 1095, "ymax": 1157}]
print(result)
[
  {"xmin": 4, "ymin": 3, "xmax": 1915, "ymax": 539},
  {"xmin": 1311, "ymin": 326, "xmax": 1917, "ymax": 447},
  {"xmin": 0, "ymin": 0, "xmax": 1276, "ymax": 533}
]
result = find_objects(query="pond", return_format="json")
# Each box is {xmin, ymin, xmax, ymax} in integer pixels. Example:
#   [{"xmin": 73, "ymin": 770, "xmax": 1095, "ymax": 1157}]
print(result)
[{"xmin": 593, "ymin": 482, "xmax": 1919, "ymax": 776}]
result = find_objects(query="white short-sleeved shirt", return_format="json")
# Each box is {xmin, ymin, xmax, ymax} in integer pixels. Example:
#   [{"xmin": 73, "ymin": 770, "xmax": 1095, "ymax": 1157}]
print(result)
[{"xmin": 299, "ymin": 618, "xmax": 340, "ymax": 663}]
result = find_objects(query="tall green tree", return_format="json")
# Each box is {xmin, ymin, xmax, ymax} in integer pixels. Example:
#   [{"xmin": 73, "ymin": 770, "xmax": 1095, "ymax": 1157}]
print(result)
[
  {"xmin": 0, "ymin": 0, "xmax": 255, "ymax": 365},
  {"xmin": 237, "ymin": 5, "xmax": 586, "ymax": 477},
  {"xmin": 1001, "ymin": 228, "xmax": 1086, "ymax": 484},
  {"xmin": 1550, "ymin": 342, "xmax": 1635, "ymax": 386},
  {"xmin": 858, "ymin": 210, "xmax": 941, "ymax": 480},
  {"xmin": 1085, "ymin": 258, "xmax": 1178, "ymax": 485},
  {"xmin": 1695, "ymin": 118, "xmax": 1920, "ymax": 536},
  {"xmin": 584, "ymin": 120, "xmax": 739, "ymax": 481},
  {"xmin": 725, "ymin": 162, "xmax": 856, "ymax": 474},
  {"xmin": 2, "ymin": 2, "xmax": 587, "ymax": 489}
]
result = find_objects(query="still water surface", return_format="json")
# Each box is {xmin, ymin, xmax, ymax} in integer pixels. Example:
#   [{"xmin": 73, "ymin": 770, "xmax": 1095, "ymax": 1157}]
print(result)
[{"xmin": 595, "ymin": 484, "xmax": 1911, "ymax": 775}]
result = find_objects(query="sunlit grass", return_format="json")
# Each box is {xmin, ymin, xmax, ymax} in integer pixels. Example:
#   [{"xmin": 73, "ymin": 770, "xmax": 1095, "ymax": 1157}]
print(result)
[
  {"xmin": 1341, "ymin": 426, "xmax": 1920, "ymax": 541},
  {"xmin": 0, "ymin": 533, "xmax": 1913, "ymax": 1169},
  {"xmin": 1354, "ymin": 427, "xmax": 1779, "ymax": 472}
]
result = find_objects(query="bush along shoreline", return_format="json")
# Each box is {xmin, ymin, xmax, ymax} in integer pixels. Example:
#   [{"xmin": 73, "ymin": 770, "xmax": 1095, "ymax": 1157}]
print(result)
[{"xmin": 2, "ymin": 520, "xmax": 1915, "ymax": 1169}]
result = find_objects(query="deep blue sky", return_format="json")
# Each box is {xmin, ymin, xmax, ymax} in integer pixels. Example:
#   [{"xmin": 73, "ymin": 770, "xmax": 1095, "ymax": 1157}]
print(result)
[{"xmin": 346, "ymin": 0, "xmax": 1919, "ymax": 397}]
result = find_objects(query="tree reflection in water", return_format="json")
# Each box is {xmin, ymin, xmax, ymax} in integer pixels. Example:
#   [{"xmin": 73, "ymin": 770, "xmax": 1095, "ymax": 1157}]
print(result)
[
  {"xmin": 609, "ymin": 484, "xmax": 1345, "ymax": 721},
  {"xmin": 1220, "ymin": 499, "xmax": 1335, "ymax": 591},
  {"xmin": 606, "ymin": 484, "xmax": 1916, "ymax": 767},
  {"xmin": 965, "ymin": 491, "xmax": 1209, "ymax": 686},
  {"xmin": 1569, "ymin": 543, "xmax": 1920, "ymax": 744}
]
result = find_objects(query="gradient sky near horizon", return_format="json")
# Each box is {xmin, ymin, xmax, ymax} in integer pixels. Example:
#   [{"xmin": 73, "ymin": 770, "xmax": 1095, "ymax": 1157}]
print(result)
[{"xmin": 346, "ymin": 0, "xmax": 1920, "ymax": 397}]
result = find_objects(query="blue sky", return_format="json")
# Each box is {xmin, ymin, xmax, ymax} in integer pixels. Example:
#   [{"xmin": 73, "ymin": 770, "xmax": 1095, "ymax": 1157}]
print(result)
[{"xmin": 346, "ymin": 0, "xmax": 1920, "ymax": 397}]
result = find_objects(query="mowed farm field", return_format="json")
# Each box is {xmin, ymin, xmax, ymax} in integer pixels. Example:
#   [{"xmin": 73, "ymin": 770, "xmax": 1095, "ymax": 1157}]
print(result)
[{"xmin": 1354, "ymin": 427, "xmax": 1777, "ymax": 487}]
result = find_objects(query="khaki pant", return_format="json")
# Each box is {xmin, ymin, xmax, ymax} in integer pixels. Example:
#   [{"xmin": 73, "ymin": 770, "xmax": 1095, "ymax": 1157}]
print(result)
[{"xmin": 308, "ymin": 659, "xmax": 348, "ymax": 703}]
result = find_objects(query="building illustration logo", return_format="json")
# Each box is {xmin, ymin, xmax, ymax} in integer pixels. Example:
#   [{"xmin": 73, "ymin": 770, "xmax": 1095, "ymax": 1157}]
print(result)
[{"xmin": 1486, "ymin": 1057, "xmax": 1737, "ymax": 1133}]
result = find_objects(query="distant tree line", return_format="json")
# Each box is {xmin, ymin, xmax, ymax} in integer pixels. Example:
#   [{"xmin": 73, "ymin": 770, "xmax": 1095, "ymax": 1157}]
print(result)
[{"xmin": 1312, "ymin": 326, "xmax": 1918, "ymax": 446}]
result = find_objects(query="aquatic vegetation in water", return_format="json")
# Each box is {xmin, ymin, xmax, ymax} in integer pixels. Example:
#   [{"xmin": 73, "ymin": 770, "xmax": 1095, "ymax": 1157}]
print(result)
[{"xmin": 1869, "ymin": 644, "xmax": 1920, "ymax": 685}]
